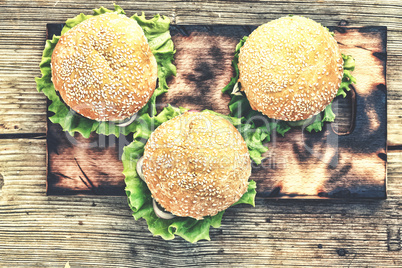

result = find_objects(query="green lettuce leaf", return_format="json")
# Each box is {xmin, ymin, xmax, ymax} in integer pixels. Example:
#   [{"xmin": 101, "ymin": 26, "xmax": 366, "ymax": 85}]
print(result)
[
  {"xmin": 305, "ymin": 114, "xmax": 323, "ymax": 133},
  {"xmin": 123, "ymin": 107, "xmax": 257, "ymax": 243},
  {"xmin": 35, "ymin": 4, "xmax": 176, "ymax": 138},
  {"xmin": 204, "ymin": 109, "xmax": 269, "ymax": 164},
  {"xmin": 222, "ymin": 36, "xmax": 356, "ymax": 150},
  {"xmin": 337, "ymin": 54, "xmax": 357, "ymax": 98}
]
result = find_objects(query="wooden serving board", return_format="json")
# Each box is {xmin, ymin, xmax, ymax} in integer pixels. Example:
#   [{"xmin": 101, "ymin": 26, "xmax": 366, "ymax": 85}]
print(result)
[{"xmin": 46, "ymin": 24, "xmax": 387, "ymax": 199}]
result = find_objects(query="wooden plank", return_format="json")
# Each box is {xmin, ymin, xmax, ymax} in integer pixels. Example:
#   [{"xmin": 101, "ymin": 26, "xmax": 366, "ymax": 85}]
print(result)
[
  {"xmin": 387, "ymin": 150, "xmax": 402, "ymax": 198},
  {"xmin": 0, "ymin": 46, "xmax": 47, "ymax": 133},
  {"xmin": 0, "ymin": 139, "xmax": 47, "ymax": 198},
  {"xmin": 0, "ymin": 0, "xmax": 400, "ymax": 141},
  {"xmin": 0, "ymin": 1, "xmax": 402, "ymax": 267},
  {"xmin": 47, "ymin": 25, "xmax": 387, "ymax": 199},
  {"xmin": 47, "ymin": 124, "xmax": 128, "ymax": 195},
  {"xmin": 1, "ymin": 139, "xmax": 402, "ymax": 267}
]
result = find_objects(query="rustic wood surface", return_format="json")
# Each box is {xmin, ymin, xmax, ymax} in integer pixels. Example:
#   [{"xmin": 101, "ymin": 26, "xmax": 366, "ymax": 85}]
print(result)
[
  {"xmin": 1, "ymin": 1, "xmax": 402, "ymax": 267},
  {"xmin": 48, "ymin": 25, "xmax": 387, "ymax": 199}
]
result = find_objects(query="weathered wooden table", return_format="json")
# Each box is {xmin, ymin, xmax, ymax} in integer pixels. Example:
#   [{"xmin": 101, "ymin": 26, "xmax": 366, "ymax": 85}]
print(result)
[{"xmin": 1, "ymin": 1, "xmax": 401, "ymax": 267}]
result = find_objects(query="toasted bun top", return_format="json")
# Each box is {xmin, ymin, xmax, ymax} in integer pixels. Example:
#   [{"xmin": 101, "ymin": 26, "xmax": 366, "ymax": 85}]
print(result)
[
  {"xmin": 142, "ymin": 111, "xmax": 251, "ymax": 220},
  {"xmin": 238, "ymin": 16, "xmax": 343, "ymax": 121},
  {"xmin": 51, "ymin": 13, "xmax": 158, "ymax": 121}
]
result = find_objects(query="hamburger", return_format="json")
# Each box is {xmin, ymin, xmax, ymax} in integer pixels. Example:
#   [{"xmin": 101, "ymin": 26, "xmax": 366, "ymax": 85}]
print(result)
[
  {"xmin": 51, "ymin": 12, "xmax": 158, "ymax": 121},
  {"xmin": 36, "ymin": 5, "xmax": 176, "ymax": 137},
  {"xmin": 123, "ymin": 108, "xmax": 257, "ymax": 242},
  {"xmin": 141, "ymin": 111, "xmax": 251, "ymax": 220},
  {"xmin": 224, "ymin": 15, "xmax": 356, "ymax": 135},
  {"xmin": 239, "ymin": 16, "xmax": 343, "ymax": 121}
]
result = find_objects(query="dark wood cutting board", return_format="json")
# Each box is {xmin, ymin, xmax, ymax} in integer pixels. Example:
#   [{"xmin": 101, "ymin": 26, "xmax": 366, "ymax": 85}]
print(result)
[{"xmin": 46, "ymin": 24, "xmax": 387, "ymax": 199}]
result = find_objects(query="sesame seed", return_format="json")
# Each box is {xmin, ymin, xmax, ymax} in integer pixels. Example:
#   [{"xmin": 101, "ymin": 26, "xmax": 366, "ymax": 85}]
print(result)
[
  {"xmin": 51, "ymin": 13, "xmax": 157, "ymax": 121},
  {"xmin": 141, "ymin": 112, "xmax": 251, "ymax": 220},
  {"xmin": 238, "ymin": 16, "xmax": 343, "ymax": 121}
]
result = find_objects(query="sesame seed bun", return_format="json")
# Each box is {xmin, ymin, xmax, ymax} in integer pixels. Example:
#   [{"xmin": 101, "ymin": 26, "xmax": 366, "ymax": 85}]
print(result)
[
  {"xmin": 238, "ymin": 16, "xmax": 344, "ymax": 121},
  {"xmin": 51, "ymin": 13, "xmax": 158, "ymax": 121},
  {"xmin": 142, "ymin": 111, "xmax": 251, "ymax": 220}
]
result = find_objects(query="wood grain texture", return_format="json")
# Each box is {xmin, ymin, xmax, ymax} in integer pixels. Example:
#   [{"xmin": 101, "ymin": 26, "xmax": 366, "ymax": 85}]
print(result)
[
  {"xmin": 1, "ymin": 139, "xmax": 402, "ymax": 267},
  {"xmin": 0, "ymin": 0, "xmax": 401, "ymax": 143},
  {"xmin": 47, "ymin": 123, "xmax": 129, "ymax": 195},
  {"xmin": 0, "ymin": 1, "xmax": 402, "ymax": 267},
  {"xmin": 47, "ymin": 25, "xmax": 387, "ymax": 199}
]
